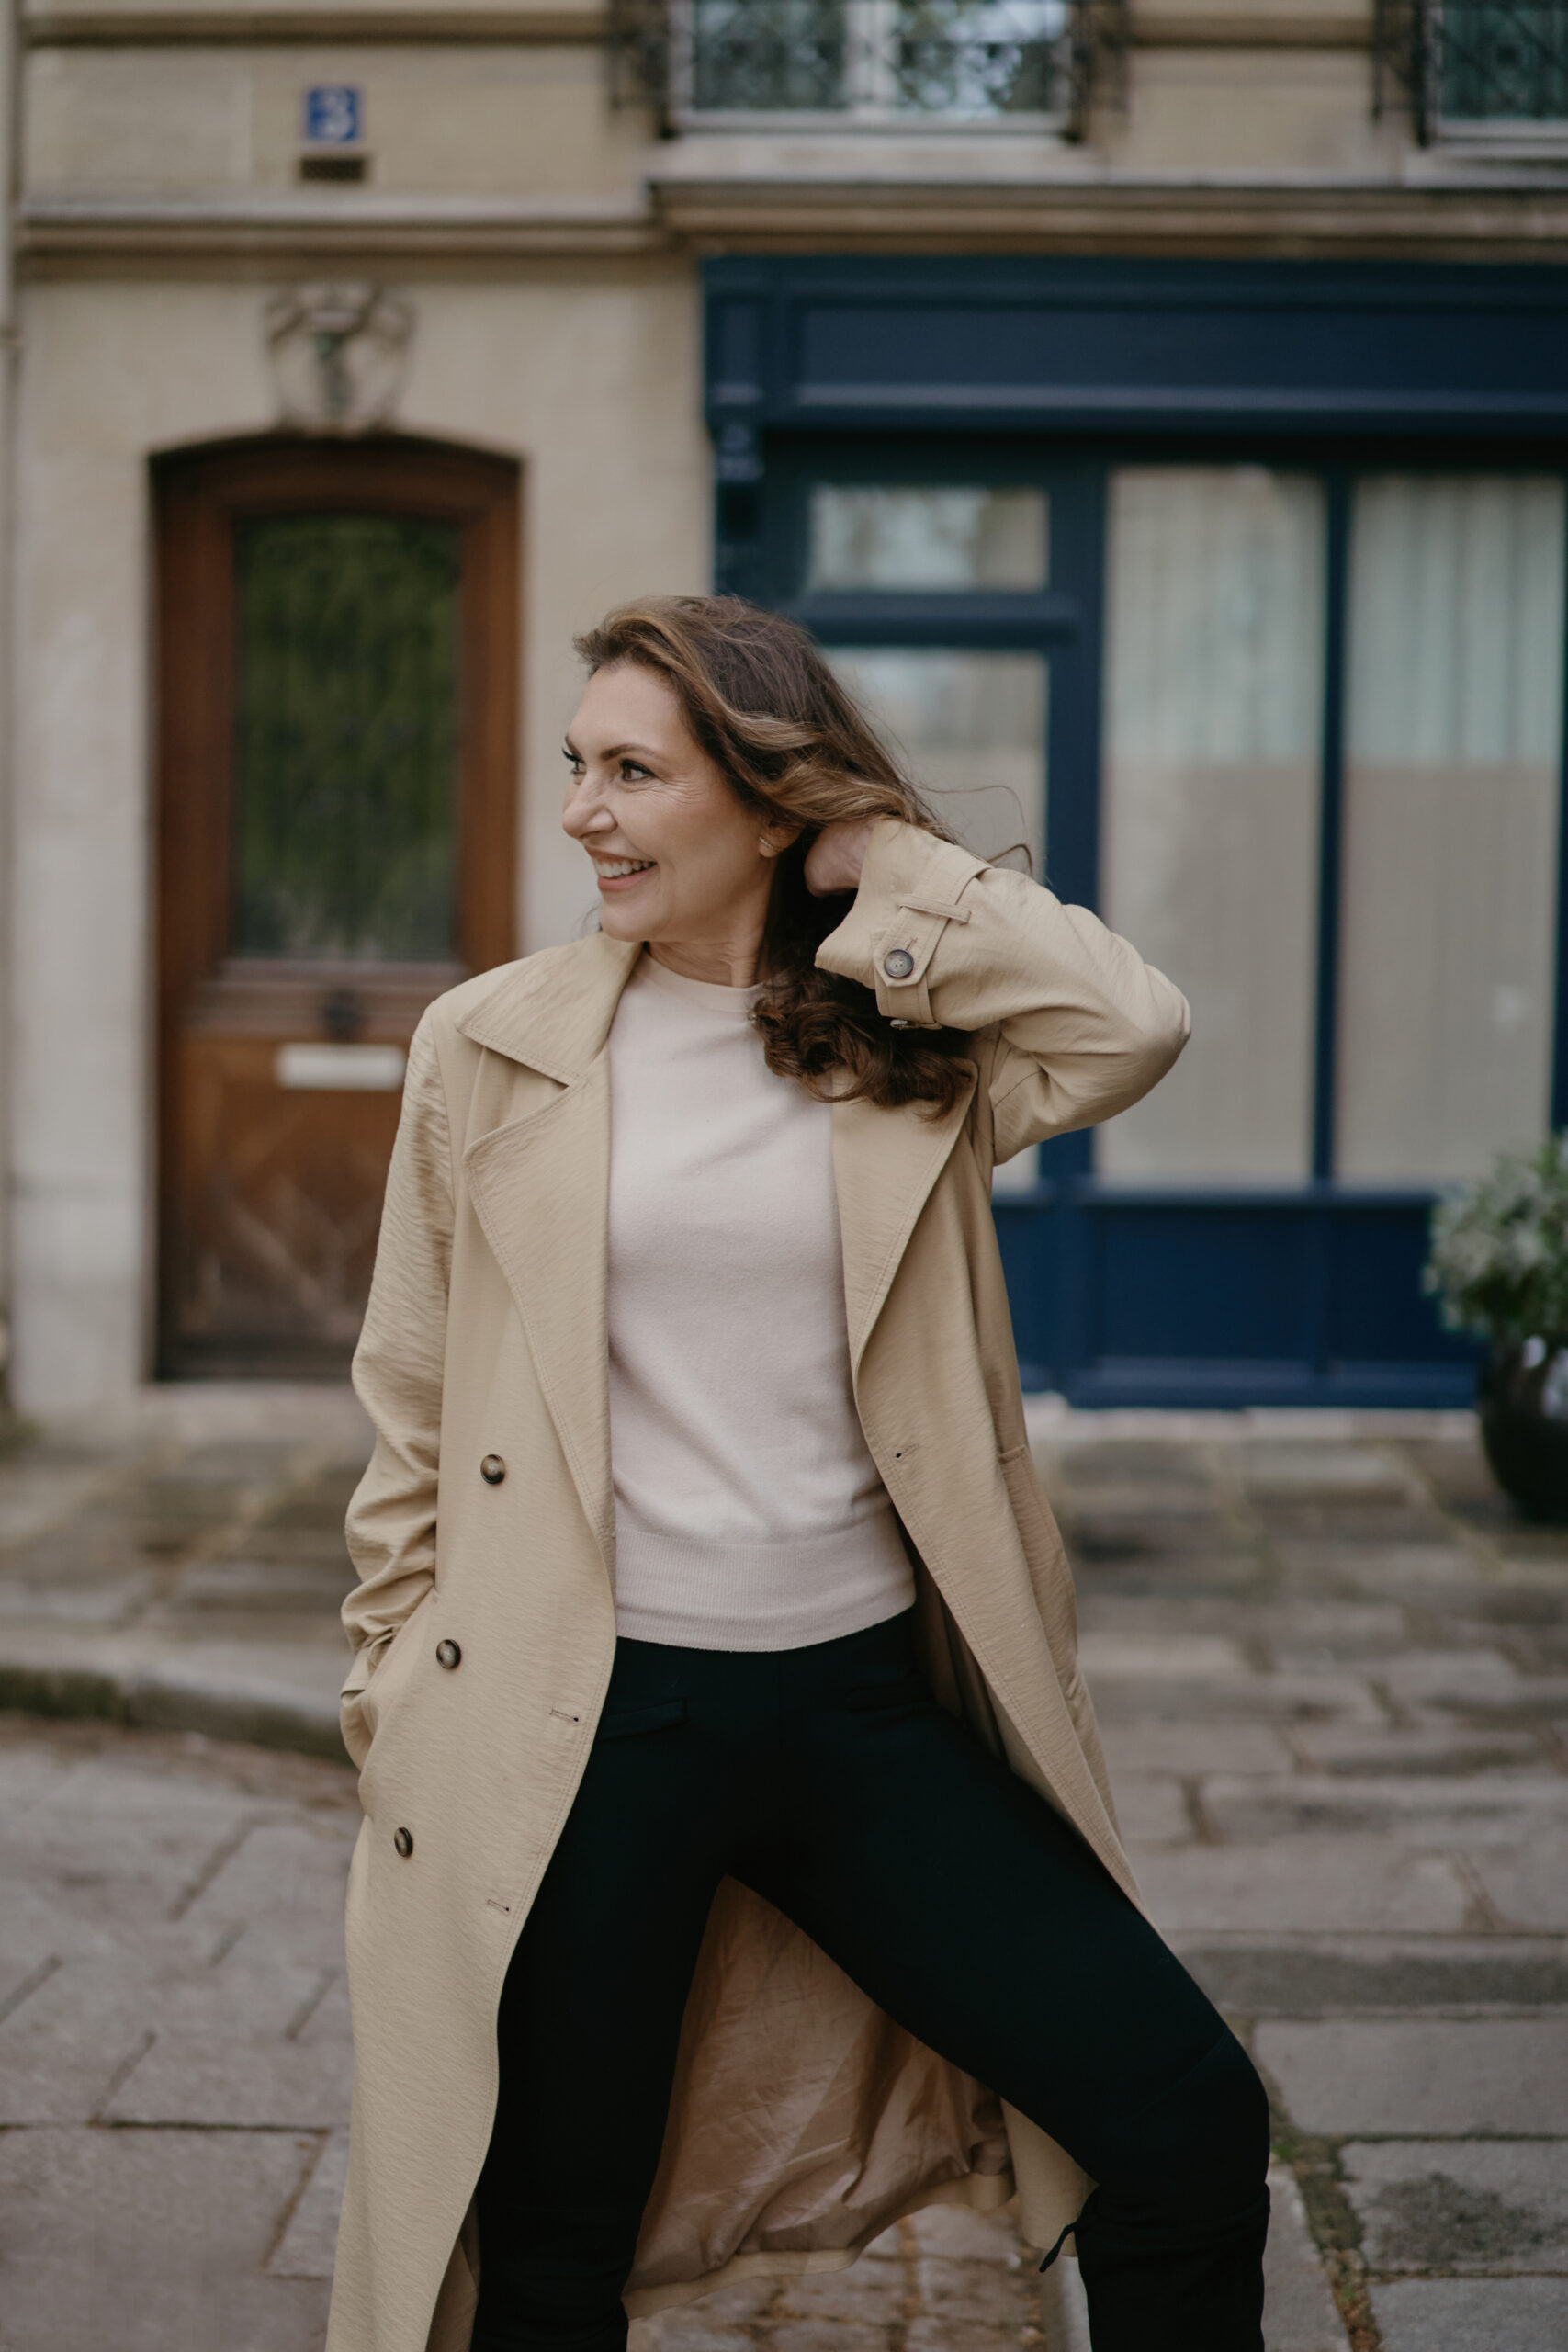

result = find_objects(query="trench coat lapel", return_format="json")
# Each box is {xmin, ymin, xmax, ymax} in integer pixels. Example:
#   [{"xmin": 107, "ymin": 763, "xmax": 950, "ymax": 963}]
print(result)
[
  {"xmin": 457, "ymin": 935, "xmax": 639, "ymax": 1575},
  {"xmin": 832, "ymin": 1067, "xmax": 977, "ymax": 1377}
]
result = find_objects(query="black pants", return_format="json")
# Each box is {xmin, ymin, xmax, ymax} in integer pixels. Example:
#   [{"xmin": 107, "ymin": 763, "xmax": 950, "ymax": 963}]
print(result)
[{"xmin": 473, "ymin": 1612, "xmax": 1269, "ymax": 2352}]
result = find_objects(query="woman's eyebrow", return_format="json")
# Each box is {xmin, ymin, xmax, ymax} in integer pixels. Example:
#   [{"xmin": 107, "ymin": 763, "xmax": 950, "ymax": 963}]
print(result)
[{"xmin": 570, "ymin": 741, "xmax": 662, "ymax": 764}]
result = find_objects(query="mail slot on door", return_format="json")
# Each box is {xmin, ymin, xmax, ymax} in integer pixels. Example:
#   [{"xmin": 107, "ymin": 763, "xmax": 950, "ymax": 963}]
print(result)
[{"xmin": 276, "ymin": 1043, "xmax": 408, "ymax": 1091}]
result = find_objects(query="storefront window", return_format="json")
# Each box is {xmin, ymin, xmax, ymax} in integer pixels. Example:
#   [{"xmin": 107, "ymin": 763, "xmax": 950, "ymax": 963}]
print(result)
[
  {"xmin": 1099, "ymin": 468, "xmax": 1326, "ymax": 1182},
  {"xmin": 807, "ymin": 485, "xmax": 1048, "ymax": 592},
  {"xmin": 1336, "ymin": 475, "xmax": 1565, "ymax": 1182}
]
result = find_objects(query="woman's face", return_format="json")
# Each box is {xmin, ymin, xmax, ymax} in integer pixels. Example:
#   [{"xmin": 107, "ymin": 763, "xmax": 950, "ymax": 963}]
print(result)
[{"xmin": 562, "ymin": 660, "xmax": 794, "ymax": 981}]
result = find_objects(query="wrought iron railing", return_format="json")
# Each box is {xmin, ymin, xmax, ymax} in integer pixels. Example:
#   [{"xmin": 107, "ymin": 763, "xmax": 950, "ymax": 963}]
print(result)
[
  {"xmin": 1376, "ymin": 0, "xmax": 1568, "ymax": 139},
  {"xmin": 610, "ymin": 0, "xmax": 1128, "ymax": 137}
]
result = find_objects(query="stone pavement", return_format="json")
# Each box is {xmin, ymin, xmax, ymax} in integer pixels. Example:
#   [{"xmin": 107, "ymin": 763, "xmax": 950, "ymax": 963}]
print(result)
[{"xmin": 0, "ymin": 1394, "xmax": 1563, "ymax": 2350}]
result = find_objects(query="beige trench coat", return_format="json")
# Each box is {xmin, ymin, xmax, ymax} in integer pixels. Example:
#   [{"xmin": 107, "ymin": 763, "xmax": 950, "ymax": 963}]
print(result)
[{"xmin": 329, "ymin": 819, "xmax": 1189, "ymax": 2352}]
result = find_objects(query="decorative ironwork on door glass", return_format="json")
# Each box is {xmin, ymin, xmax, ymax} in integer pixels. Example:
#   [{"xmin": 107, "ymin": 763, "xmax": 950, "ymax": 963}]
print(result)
[{"xmin": 233, "ymin": 514, "xmax": 463, "ymax": 962}]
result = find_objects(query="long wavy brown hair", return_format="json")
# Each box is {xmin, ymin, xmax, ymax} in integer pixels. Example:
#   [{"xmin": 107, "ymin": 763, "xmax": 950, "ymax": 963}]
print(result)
[{"xmin": 574, "ymin": 595, "xmax": 969, "ymax": 1114}]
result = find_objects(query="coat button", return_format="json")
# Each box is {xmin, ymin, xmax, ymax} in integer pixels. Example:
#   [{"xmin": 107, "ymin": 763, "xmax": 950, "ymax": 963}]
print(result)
[
  {"xmin": 883, "ymin": 947, "xmax": 915, "ymax": 980},
  {"xmin": 480, "ymin": 1453, "xmax": 506, "ymax": 1485},
  {"xmin": 435, "ymin": 1639, "xmax": 461, "ymax": 1669},
  {"xmin": 393, "ymin": 1826, "xmax": 414, "ymax": 1858}
]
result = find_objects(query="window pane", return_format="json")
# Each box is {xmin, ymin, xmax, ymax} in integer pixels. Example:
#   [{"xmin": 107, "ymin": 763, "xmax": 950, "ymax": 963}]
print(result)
[
  {"xmin": 1438, "ymin": 3, "xmax": 1568, "ymax": 122},
  {"xmin": 890, "ymin": 1, "xmax": 1070, "ymax": 117},
  {"xmin": 1336, "ymin": 476, "xmax": 1564, "ymax": 1183},
  {"xmin": 807, "ymin": 486, "xmax": 1048, "ymax": 593},
  {"xmin": 232, "ymin": 514, "xmax": 462, "ymax": 962},
  {"xmin": 1100, "ymin": 468, "xmax": 1325, "ymax": 1182},
  {"xmin": 690, "ymin": 0, "xmax": 849, "ymax": 111},
  {"xmin": 825, "ymin": 647, "xmax": 1046, "ymax": 864}
]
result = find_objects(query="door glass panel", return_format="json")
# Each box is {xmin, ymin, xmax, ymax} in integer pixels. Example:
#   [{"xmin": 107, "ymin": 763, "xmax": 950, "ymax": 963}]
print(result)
[
  {"xmin": 826, "ymin": 646, "xmax": 1046, "ymax": 1193},
  {"xmin": 807, "ymin": 486, "xmax": 1048, "ymax": 592},
  {"xmin": 1100, "ymin": 468, "xmax": 1326, "ymax": 1182},
  {"xmin": 1336, "ymin": 476, "xmax": 1564, "ymax": 1182},
  {"xmin": 826, "ymin": 646, "xmax": 1046, "ymax": 863},
  {"xmin": 232, "ymin": 514, "xmax": 462, "ymax": 961}
]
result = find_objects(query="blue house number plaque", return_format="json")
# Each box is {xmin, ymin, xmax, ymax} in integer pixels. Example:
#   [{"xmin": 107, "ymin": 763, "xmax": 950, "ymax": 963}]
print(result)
[{"xmin": 303, "ymin": 85, "xmax": 362, "ymax": 145}]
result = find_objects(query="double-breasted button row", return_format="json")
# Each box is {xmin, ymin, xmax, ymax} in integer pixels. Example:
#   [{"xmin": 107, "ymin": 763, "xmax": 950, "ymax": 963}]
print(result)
[{"xmin": 480, "ymin": 1453, "xmax": 506, "ymax": 1485}]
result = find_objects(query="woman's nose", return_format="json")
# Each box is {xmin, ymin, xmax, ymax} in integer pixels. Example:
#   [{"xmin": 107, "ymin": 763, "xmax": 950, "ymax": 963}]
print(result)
[{"xmin": 562, "ymin": 777, "xmax": 610, "ymax": 838}]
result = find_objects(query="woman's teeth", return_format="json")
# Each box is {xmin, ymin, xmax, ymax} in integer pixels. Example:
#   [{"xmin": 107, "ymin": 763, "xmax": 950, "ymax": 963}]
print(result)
[{"xmin": 594, "ymin": 857, "xmax": 654, "ymax": 879}]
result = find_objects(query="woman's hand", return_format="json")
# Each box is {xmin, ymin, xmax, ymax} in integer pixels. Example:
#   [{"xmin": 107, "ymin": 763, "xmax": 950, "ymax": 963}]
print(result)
[{"xmin": 804, "ymin": 816, "xmax": 876, "ymax": 898}]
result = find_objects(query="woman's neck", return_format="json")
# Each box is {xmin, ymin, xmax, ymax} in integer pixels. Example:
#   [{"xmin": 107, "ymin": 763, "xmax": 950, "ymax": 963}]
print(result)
[{"xmin": 646, "ymin": 933, "xmax": 765, "ymax": 989}]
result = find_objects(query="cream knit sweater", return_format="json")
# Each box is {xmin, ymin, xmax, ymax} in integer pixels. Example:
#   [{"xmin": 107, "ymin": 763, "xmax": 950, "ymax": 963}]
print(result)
[{"xmin": 606, "ymin": 953, "xmax": 914, "ymax": 1651}]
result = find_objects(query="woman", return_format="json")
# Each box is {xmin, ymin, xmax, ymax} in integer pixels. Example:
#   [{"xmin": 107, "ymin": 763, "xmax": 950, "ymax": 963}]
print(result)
[{"xmin": 329, "ymin": 597, "xmax": 1270, "ymax": 2352}]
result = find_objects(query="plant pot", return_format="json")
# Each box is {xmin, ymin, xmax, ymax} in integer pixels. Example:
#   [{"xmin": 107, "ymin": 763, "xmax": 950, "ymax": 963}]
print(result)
[{"xmin": 1478, "ymin": 1340, "xmax": 1568, "ymax": 1521}]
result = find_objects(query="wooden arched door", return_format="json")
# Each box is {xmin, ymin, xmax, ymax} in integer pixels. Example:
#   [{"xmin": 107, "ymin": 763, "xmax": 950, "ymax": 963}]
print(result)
[{"xmin": 154, "ymin": 437, "xmax": 518, "ymax": 1376}]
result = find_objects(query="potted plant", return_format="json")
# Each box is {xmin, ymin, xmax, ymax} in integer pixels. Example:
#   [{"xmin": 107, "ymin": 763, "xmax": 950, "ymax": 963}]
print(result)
[{"xmin": 1426, "ymin": 1135, "xmax": 1568, "ymax": 1520}]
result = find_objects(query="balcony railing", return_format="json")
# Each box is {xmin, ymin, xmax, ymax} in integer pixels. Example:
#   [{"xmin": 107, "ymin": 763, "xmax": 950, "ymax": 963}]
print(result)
[
  {"xmin": 1377, "ymin": 0, "xmax": 1568, "ymax": 140},
  {"xmin": 611, "ymin": 0, "xmax": 1127, "ymax": 137}
]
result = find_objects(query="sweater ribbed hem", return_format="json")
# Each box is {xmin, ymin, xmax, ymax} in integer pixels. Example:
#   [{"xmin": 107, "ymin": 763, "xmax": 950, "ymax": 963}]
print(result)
[{"xmin": 613, "ymin": 1508, "xmax": 915, "ymax": 1654}]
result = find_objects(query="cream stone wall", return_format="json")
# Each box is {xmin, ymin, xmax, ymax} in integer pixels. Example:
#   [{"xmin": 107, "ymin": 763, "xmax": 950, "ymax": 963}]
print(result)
[
  {"xmin": 25, "ymin": 41, "xmax": 649, "ymax": 198},
  {"xmin": 1107, "ymin": 48, "xmax": 1399, "ymax": 179},
  {"xmin": 8, "ymin": 266, "xmax": 705, "ymax": 1412}
]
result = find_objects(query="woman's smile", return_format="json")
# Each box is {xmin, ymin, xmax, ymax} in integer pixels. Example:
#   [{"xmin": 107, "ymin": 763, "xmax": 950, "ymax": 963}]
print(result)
[{"xmin": 589, "ymin": 852, "xmax": 657, "ymax": 889}]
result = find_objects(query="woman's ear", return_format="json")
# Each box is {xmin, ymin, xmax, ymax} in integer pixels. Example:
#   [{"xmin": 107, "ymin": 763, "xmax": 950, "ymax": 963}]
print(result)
[{"xmin": 760, "ymin": 821, "xmax": 806, "ymax": 859}]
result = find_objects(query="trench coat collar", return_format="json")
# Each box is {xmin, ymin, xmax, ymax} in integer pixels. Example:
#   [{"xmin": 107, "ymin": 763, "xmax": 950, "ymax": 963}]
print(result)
[
  {"xmin": 456, "ymin": 935, "xmax": 976, "ymax": 1566},
  {"xmin": 456, "ymin": 930, "xmax": 641, "ymax": 1080}
]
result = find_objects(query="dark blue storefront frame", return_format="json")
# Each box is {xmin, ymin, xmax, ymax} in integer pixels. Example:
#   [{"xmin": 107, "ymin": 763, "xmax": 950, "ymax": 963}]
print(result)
[{"xmin": 705, "ymin": 257, "xmax": 1568, "ymax": 1406}]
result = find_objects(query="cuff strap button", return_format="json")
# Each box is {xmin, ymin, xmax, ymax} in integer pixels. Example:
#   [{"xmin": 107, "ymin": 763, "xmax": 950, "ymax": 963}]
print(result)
[{"xmin": 882, "ymin": 948, "xmax": 916, "ymax": 980}]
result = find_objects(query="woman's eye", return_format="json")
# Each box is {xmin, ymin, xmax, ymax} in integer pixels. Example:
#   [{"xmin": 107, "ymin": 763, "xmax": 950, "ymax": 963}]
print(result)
[{"xmin": 621, "ymin": 761, "xmax": 651, "ymax": 782}]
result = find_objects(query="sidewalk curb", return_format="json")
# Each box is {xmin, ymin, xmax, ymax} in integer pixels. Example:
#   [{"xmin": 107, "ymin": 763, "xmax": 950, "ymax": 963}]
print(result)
[{"xmin": 0, "ymin": 1642, "xmax": 352, "ymax": 1766}]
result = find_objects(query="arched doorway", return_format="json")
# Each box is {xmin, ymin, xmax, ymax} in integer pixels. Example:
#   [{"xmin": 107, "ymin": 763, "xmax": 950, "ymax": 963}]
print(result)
[{"xmin": 153, "ymin": 436, "xmax": 519, "ymax": 1376}]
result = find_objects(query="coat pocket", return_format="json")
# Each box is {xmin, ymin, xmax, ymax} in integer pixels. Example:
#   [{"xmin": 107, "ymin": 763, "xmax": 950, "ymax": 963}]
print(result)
[
  {"xmin": 595, "ymin": 1696, "xmax": 687, "ymax": 1742},
  {"xmin": 348, "ymin": 1589, "xmax": 436, "ymax": 1780}
]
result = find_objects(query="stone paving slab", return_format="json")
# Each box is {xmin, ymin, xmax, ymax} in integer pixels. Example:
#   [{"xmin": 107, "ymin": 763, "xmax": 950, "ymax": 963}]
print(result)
[
  {"xmin": 1466, "ymin": 1833, "xmax": 1568, "ymax": 1928},
  {"xmin": 1370, "ymin": 2276, "xmax": 1568, "ymax": 2350},
  {"xmin": 1340, "ymin": 2140, "xmax": 1568, "ymax": 2272},
  {"xmin": 0, "ymin": 2122, "xmax": 331, "ymax": 2352},
  {"xmin": 1262, "ymin": 2164, "xmax": 1354, "ymax": 2352},
  {"xmin": 1255, "ymin": 2018, "xmax": 1568, "ymax": 2135},
  {"xmin": 1135, "ymin": 1839, "xmax": 1473, "ymax": 1935},
  {"xmin": 1176, "ymin": 1934, "xmax": 1568, "ymax": 2017}
]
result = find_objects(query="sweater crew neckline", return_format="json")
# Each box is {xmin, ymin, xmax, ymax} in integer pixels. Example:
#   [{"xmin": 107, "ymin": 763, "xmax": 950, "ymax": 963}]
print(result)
[{"xmin": 636, "ymin": 953, "xmax": 764, "ymax": 1018}]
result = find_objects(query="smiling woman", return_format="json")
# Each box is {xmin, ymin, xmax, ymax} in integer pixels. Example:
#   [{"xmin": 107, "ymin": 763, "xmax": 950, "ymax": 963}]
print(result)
[
  {"xmin": 566, "ymin": 596, "xmax": 975, "ymax": 1112},
  {"xmin": 328, "ymin": 594, "xmax": 1270, "ymax": 2352}
]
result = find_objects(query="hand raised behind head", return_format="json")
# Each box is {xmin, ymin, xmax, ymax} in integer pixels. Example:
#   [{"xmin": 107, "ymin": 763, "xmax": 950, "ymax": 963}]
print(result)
[{"xmin": 804, "ymin": 817, "xmax": 875, "ymax": 898}]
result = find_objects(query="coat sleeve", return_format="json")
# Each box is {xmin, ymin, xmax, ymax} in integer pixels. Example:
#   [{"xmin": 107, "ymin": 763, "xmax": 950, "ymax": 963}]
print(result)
[
  {"xmin": 815, "ymin": 816, "xmax": 1190, "ymax": 1165},
  {"xmin": 339, "ymin": 1009, "xmax": 454, "ymax": 1759}
]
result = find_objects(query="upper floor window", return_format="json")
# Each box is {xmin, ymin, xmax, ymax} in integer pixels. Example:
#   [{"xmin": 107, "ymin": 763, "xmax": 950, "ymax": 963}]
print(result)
[
  {"xmin": 1381, "ymin": 2, "xmax": 1568, "ymax": 140},
  {"xmin": 674, "ymin": 0, "xmax": 1074, "ymax": 126}
]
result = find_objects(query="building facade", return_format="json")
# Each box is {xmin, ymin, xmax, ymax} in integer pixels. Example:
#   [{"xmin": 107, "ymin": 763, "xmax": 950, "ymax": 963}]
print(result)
[{"xmin": 6, "ymin": 0, "xmax": 1568, "ymax": 1412}]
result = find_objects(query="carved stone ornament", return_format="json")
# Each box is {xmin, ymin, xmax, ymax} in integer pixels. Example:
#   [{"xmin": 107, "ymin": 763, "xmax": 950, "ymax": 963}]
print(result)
[{"xmin": 264, "ymin": 283, "xmax": 414, "ymax": 435}]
